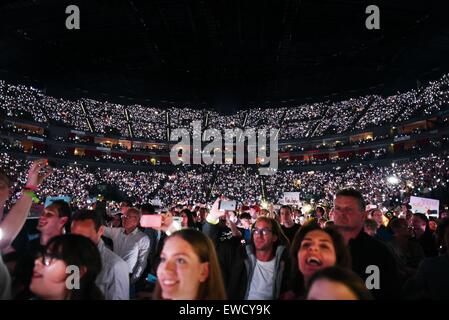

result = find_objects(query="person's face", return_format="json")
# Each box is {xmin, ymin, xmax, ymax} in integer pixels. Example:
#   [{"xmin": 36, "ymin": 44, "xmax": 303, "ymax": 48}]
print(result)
[
  {"xmin": 405, "ymin": 212, "xmax": 413, "ymax": 224},
  {"xmin": 298, "ymin": 230, "xmax": 337, "ymax": 280},
  {"xmin": 394, "ymin": 220, "xmax": 411, "ymax": 237},
  {"xmin": 333, "ymin": 196, "xmax": 365, "ymax": 232},
  {"xmin": 112, "ymin": 215, "xmax": 121, "ymax": 227},
  {"xmin": 30, "ymin": 252, "xmax": 68, "ymax": 300},
  {"xmin": 71, "ymin": 220, "xmax": 103, "ymax": 245},
  {"xmin": 280, "ymin": 208, "xmax": 293, "ymax": 225},
  {"xmin": 241, "ymin": 218, "xmax": 251, "ymax": 229},
  {"xmin": 293, "ymin": 210, "xmax": 301, "ymax": 219},
  {"xmin": 372, "ymin": 210, "xmax": 383, "ymax": 226},
  {"xmin": 307, "ymin": 279, "xmax": 358, "ymax": 300},
  {"xmin": 38, "ymin": 205, "xmax": 67, "ymax": 235},
  {"xmin": 328, "ymin": 209, "xmax": 334, "ymax": 221},
  {"xmin": 122, "ymin": 210, "xmax": 139, "ymax": 231},
  {"xmin": 429, "ymin": 220, "xmax": 437, "ymax": 232},
  {"xmin": 157, "ymin": 236, "xmax": 209, "ymax": 300},
  {"xmin": 181, "ymin": 212, "xmax": 188, "ymax": 228},
  {"xmin": 120, "ymin": 203, "xmax": 130, "ymax": 215},
  {"xmin": 412, "ymin": 216, "xmax": 426, "ymax": 233},
  {"xmin": 252, "ymin": 220, "xmax": 277, "ymax": 252},
  {"xmin": 363, "ymin": 226, "xmax": 376, "ymax": 237}
]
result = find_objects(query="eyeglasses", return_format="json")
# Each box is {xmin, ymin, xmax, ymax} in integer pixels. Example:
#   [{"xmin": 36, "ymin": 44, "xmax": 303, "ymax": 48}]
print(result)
[
  {"xmin": 122, "ymin": 215, "xmax": 137, "ymax": 220},
  {"xmin": 252, "ymin": 228, "xmax": 273, "ymax": 236}
]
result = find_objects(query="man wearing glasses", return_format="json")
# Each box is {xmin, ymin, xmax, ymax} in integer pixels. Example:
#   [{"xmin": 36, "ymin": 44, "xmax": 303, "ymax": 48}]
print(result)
[
  {"xmin": 103, "ymin": 207, "xmax": 150, "ymax": 288},
  {"xmin": 203, "ymin": 198, "xmax": 291, "ymax": 300}
]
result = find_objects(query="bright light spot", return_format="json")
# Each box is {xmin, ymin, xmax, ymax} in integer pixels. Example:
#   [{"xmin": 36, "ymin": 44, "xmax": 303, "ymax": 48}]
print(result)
[
  {"xmin": 302, "ymin": 204, "xmax": 312, "ymax": 214},
  {"xmin": 0, "ymin": 228, "xmax": 3, "ymax": 241},
  {"xmin": 387, "ymin": 176, "xmax": 400, "ymax": 185},
  {"xmin": 261, "ymin": 200, "xmax": 268, "ymax": 210}
]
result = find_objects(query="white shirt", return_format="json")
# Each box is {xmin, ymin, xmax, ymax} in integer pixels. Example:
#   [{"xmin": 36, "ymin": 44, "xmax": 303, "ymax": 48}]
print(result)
[
  {"xmin": 96, "ymin": 240, "xmax": 130, "ymax": 300},
  {"xmin": 103, "ymin": 227, "xmax": 151, "ymax": 283},
  {"xmin": 247, "ymin": 258, "xmax": 275, "ymax": 300}
]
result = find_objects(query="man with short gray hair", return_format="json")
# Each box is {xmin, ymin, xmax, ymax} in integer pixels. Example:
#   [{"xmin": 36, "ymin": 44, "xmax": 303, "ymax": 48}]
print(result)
[{"xmin": 103, "ymin": 207, "xmax": 150, "ymax": 284}]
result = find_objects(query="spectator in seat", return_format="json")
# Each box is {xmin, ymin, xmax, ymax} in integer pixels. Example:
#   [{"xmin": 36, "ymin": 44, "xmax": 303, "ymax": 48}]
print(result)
[
  {"xmin": 284, "ymin": 222, "xmax": 351, "ymax": 299},
  {"xmin": 71, "ymin": 210, "xmax": 129, "ymax": 300},
  {"xmin": 306, "ymin": 266, "xmax": 373, "ymax": 300},
  {"xmin": 154, "ymin": 228, "xmax": 226, "ymax": 300},
  {"xmin": 141, "ymin": 204, "xmax": 166, "ymax": 275},
  {"xmin": 30, "ymin": 234, "xmax": 104, "ymax": 300},
  {"xmin": 180, "ymin": 209, "xmax": 196, "ymax": 229},
  {"xmin": 280, "ymin": 205, "xmax": 300, "ymax": 243},
  {"xmin": 412, "ymin": 213, "xmax": 438, "ymax": 257},
  {"xmin": 363, "ymin": 219, "xmax": 378, "ymax": 237},
  {"xmin": 403, "ymin": 218, "xmax": 449, "ymax": 299},
  {"xmin": 333, "ymin": 188, "xmax": 400, "ymax": 299},
  {"xmin": 370, "ymin": 209, "xmax": 393, "ymax": 242},
  {"xmin": 103, "ymin": 208, "xmax": 150, "ymax": 285},
  {"xmin": 0, "ymin": 160, "xmax": 52, "ymax": 300},
  {"xmin": 203, "ymin": 198, "xmax": 290, "ymax": 300},
  {"xmin": 387, "ymin": 218, "xmax": 425, "ymax": 283},
  {"xmin": 13, "ymin": 199, "xmax": 71, "ymax": 299}
]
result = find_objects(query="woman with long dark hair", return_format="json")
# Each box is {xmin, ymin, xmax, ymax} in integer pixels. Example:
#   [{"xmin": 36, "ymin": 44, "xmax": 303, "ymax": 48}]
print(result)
[
  {"xmin": 30, "ymin": 234, "xmax": 104, "ymax": 300},
  {"xmin": 283, "ymin": 222, "xmax": 351, "ymax": 299}
]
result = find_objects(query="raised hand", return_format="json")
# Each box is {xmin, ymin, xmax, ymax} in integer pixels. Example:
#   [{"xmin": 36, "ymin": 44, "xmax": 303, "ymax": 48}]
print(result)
[
  {"xmin": 26, "ymin": 159, "xmax": 52, "ymax": 188},
  {"xmin": 208, "ymin": 197, "xmax": 227, "ymax": 221}
]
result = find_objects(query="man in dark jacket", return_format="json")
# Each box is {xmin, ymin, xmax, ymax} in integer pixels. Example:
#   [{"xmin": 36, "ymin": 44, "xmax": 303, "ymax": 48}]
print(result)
[
  {"xmin": 203, "ymin": 198, "xmax": 290, "ymax": 300},
  {"xmin": 333, "ymin": 189, "xmax": 400, "ymax": 300},
  {"xmin": 403, "ymin": 218, "xmax": 449, "ymax": 299},
  {"xmin": 411, "ymin": 213, "xmax": 438, "ymax": 257}
]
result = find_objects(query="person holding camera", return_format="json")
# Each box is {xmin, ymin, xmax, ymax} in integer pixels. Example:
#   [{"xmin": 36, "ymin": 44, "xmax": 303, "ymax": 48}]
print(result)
[{"xmin": 203, "ymin": 198, "xmax": 291, "ymax": 300}]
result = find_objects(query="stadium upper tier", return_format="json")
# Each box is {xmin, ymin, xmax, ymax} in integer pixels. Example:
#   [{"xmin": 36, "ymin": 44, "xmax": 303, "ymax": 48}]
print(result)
[{"xmin": 1, "ymin": 73, "xmax": 449, "ymax": 142}]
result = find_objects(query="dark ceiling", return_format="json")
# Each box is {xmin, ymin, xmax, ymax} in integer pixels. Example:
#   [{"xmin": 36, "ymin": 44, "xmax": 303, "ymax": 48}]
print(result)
[{"xmin": 1, "ymin": 0, "xmax": 449, "ymax": 111}]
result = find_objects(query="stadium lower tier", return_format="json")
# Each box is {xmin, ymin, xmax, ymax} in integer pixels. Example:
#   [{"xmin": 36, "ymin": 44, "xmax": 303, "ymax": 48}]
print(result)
[{"xmin": 1, "ymin": 150, "xmax": 448, "ymax": 211}]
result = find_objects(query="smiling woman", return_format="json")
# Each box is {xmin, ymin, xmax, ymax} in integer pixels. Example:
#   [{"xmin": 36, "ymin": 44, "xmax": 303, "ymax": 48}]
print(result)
[
  {"xmin": 154, "ymin": 228, "xmax": 226, "ymax": 300},
  {"xmin": 30, "ymin": 234, "xmax": 104, "ymax": 300},
  {"xmin": 282, "ymin": 223, "xmax": 351, "ymax": 299}
]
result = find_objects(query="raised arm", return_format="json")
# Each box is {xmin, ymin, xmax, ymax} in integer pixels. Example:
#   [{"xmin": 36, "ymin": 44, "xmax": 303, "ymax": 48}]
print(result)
[{"xmin": 0, "ymin": 159, "xmax": 52, "ymax": 250}]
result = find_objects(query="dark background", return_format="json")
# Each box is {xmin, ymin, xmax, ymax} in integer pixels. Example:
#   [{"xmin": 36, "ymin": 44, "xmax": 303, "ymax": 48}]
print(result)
[{"xmin": 1, "ymin": 0, "xmax": 449, "ymax": 112}]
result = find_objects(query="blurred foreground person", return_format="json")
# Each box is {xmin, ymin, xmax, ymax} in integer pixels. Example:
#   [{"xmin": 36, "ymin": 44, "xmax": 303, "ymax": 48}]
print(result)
[{"xmin": 30, "ymin": 234, "xmax": 104, "ymax": 300}]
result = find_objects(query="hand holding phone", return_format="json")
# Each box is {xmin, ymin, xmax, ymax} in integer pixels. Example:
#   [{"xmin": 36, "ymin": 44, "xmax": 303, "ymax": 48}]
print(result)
[
  {"xmin": 219, "ymin": 200, "xmax": 237, "ymax": 212},
  {"xmin": 140, "ymin": 215, "xmax": 162, "ymax": 228}
]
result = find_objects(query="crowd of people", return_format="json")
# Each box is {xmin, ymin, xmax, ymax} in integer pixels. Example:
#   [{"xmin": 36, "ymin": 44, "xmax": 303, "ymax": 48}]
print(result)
[
  {"xmin": 1, "ymin": 160, "xmax": 448, "ymax": 301},
  {"xmin": 1, "ymin": 71, "xmax": 449, "ymax": 301},
  {"xmin": 2, "ymin": 72, "xmax": 449, "ymax": 142},
  {"xmin": 1, "ymin": 150, "xmax": 448, "ymax": 214}
]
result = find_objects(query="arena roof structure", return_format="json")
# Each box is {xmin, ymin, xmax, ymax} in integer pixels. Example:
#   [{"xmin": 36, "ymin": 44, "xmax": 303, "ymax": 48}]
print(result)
[{"xmin": 1, "ymin": 0, "xmax": 449, "ymax": 110}]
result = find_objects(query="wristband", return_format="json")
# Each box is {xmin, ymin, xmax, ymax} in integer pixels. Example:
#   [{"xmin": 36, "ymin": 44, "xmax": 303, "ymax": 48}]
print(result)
[
  {"xmin": 23, "ymin": 190, "xmax": 40, "ymax": 204},
  {"xmin": 206, "ymin": 215, "xmax": 220, "ymax": 225},
  {"xmin": 24, "ymin": 184, "xmax": 39, "ymax": 191}
]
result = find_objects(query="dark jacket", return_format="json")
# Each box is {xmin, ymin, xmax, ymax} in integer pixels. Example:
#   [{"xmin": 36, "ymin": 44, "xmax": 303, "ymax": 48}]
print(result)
[
  {"xmin": 417, "ymin": 230, "xmax": 438, "ymax": 258},
  {"xmin": 203, "ymin": 221, "xmax": 290, "ymax": 300},
  {"xmin": 142, "ymin": 228, "xmax": 167, "ymax": 274},
  {"xmin": 349, "ymin": 230, "xmax": 401, "ymax": 300},
  {"xmin": 403, "ymin": 253, "xmax": 449, "ymax": 299}
]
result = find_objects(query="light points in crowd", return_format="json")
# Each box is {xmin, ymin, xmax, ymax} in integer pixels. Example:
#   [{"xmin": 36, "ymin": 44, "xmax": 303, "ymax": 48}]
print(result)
[{"xmin": 387, "ymin": 176, "xmax": 400, "ymax": 185}]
